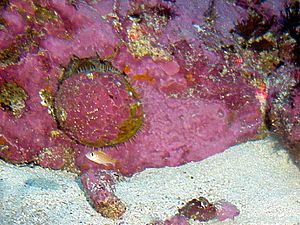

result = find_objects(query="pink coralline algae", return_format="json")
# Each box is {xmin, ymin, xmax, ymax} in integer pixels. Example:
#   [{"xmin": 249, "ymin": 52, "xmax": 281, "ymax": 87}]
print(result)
[
  {"xmin": 80, "ymin": 169, "xmax": 126, "ymax": 219},
  {"xmin": 215, "ymin": 201, "xmax": 240, "ymax": 221},
  {"xmin": 162, "ymin": 215, "xmax": 189, "ymax": 225},
  {"xmin": 54, "ymin": 56, "xmax": 143, "ymax": 148},
  {"xmin": 178, "ymin": 197, "xmax": 217, "ymax": 222},
  {"xmin": 0, "ymin": 0, "xmax": 299, "ymax": 220},
  {"xmin": 177, "ymin": 197, "xmax": 239, "ymax": 223}
]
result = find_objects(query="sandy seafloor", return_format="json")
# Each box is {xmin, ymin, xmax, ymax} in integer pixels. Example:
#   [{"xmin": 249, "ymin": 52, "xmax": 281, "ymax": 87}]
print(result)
[{"xmin": 1, "ymin": 137, "xmax": 300, "ymax": 225}]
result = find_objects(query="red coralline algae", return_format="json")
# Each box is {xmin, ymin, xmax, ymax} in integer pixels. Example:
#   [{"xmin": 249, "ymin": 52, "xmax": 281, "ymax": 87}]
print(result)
[
  {"xmin": 0, "ymin": 0, "xmax": 298, "ymax": 220},
  {"xmin": 163, "ymin": 215, "xmax": 189, "ymax": 225},
  {"xmin": 178, "ymin": 197, "xmax": 217, "ymax": 221},
  {"xmin": 54, "ymin": 57, "xmax": 143, "ymax": 148},
  {"xmin": 81, "ymin": 169, "xmax": 126, "ymax": 219},
  {"xmin": 147, "ymin": 215, "xmax": 189, "ymax": 225},
  {"xmin": 176, "ymin": 197, "xmax": 239, "ymax": 223},
  {"xmin": 215, "ymin": 201, "xmax": 240, "ymax": 221}
]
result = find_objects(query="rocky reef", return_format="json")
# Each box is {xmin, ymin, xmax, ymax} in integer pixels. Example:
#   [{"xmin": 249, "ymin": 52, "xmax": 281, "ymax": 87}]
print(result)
[
  {"xmin": 0, "ymin": 0, "xmax": 299, "ymax": 221},
  {"xmin": 177, "ymin": 197, "xmax": 239, "ymax": 222}
]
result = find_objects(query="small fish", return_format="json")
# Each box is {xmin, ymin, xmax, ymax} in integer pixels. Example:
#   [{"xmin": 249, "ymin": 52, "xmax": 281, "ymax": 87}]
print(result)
[{"xmin": 85, "ymin": 150, "xmax": 117, "ymax": 166}]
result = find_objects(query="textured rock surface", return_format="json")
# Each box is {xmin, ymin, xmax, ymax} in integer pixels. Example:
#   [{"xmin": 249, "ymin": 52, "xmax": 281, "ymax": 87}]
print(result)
[
  {"xmin": 268, "ymin": 68, "xmax": 300, "ymax": 167},
  {"xmin": 0, "ymin": 0, "xmax": 265, "ymax": 175},
  {"xmin": 80, "ymin": 169, "xmax": 126, "ymax": 219},
  {"xmin": 54, "ymin": 61, "xmax": 143, "ymax": 148},
  {"xmin": 0, "ymin": 0, "xmax": 299, "ymax": 218}
]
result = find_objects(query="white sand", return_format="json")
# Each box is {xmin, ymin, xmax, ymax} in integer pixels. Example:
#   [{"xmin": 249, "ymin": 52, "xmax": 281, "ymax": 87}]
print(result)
[{"xmin": 1, "ymin": 137, "xmax": 300, "ymax": 225}]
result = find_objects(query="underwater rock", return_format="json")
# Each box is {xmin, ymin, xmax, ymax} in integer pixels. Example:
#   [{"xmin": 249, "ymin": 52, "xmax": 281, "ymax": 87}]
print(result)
[
  {"xmin": 268, "ymin": 68, "xmax": 300, "ymax": 167},
  {"xmin": 0, "ymin": 0, "xmax": 266, "ymax": 175},
  {"xmin": 163, "ymin": 215, "xmax": 189, "ymax": 225},
  {"xmin": 232, "ymin": 0, "xmax": 300, "ymax": 168},
  {"xmin": 147, "ymin": 215, "xmax": 188, "ymax": 225},
  {"xmin": 81, "ymin": 169, "xmax": 126, "ymax": 219},
  {"xmin": 54, "ymin": 57, "xmax": 143, "ymax": 148},
  {"xmin": 215, "ymin": 201, "xmax": 240, "ymax": 221},
  {"xmin": 1, "ymin": 0, "xmax": 297, "ymax": 218},
  {"xmin": 177, "ymin": 197, "xmax": 239, "ymax": 222},
  {"xmin": 0, "ymin": 53, "xmax": 66, "ymax": 164},
  {"xmin": 178, "ymin": 197, "xmax": 217, "ymax": 221}
]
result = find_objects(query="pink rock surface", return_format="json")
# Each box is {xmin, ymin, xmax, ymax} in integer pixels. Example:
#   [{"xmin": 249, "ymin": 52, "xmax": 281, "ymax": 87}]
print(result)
[
  {"xmin": 164, "ymin": 215, "xmax": 189, "ymax": 225},
  {"xmin": 0, "ymin": 0, "xmax": 265, "ymax": 175},
  {"xmin": 215, "ymin": 201, "xmax": 240, "ymax": 221},
  {"xmin": 2, "ymin": 0, "xmax": 295, "ymax": 219},
  {"xmin": 80, "ymin": 169, "xmax": 126, "ymax": 219},
  {"xmin": 55, "ymin": 71, "xmax": 143, "ymax": 148}
]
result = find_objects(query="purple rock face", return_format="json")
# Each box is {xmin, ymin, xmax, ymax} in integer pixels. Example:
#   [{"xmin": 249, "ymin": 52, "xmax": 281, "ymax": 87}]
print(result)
[
  {"xmin": 0, "ymin": 0, "xmax": 266, "ymax": 175},
  {"xmin": 80, "ymin": 169, "xmax": 126, "ymax": 219},
  {"xmin": 54, "ymin": 58, "xmax": 143, "ymax": 148},
  {"xmin": 0, "ymin": 0, "xmax": 298, "ymax": 219}
]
